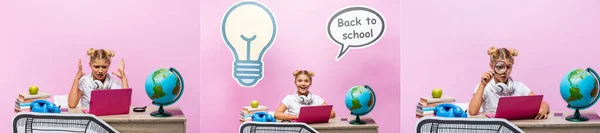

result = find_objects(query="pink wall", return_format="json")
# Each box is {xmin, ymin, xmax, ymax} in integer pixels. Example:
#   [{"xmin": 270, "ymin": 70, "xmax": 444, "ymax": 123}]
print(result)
[
  {"xmin": 200, "ymin": 0, "xmax": 400, "ymax": 132},
  {"xmin": 401, "ymin": 0, "xmax": 600, "ymax": 132},
  {"xmin": 1, "ymin": 1, "xmax": 201, "ymax": 132}
]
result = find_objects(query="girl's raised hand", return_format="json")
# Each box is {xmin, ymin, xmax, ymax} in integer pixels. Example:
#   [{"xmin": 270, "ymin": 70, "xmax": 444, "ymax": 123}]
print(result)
[
  {"xmin": 76, "ymin": 59, "xmax": 86, "ymax": 79},
  {"xmin": 481, "ymin": 70, "xmax": 494, "ymax": 85},
  {"xmin": 112, "ymin": 59, "xmax": 126, "ymax": 79}
]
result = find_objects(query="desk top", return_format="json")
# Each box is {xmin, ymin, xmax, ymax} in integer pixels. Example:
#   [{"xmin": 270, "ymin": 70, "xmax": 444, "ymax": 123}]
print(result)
[
  {"xmin": 67, "ymin": 106, "xmax": 186, "ymax": 123},
  {"xmin": 470, "ymin": 110, "xmax": 600, "ymax": 128},
  {"xmin": 298, "ymin": 117, "xmax": 378, "ymax": 130}
]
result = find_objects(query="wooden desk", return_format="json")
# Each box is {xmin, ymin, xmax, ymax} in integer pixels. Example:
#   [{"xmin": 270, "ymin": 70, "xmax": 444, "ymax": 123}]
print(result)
[
  {"xmin": 308, "ymin": 117, "xmax": 378, "ymax": 133},
  {"xmin": 470, "ymin": 110, "xmax": 600, "ymax": 133},
  {"xmin": 243, "ymin": 116, "xmax": 378, "ymax": 133},
  {"xmin": 68, "ymin": 106, "xmax": 186, "ymax": 133}
]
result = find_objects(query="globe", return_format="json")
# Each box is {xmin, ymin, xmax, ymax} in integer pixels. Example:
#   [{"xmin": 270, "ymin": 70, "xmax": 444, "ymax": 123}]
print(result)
[
  {"xmin": 145, "ymin": 67, "xmax": 184, "ymax": 117},
  {"xmin": 559, "ymin": 68, "xmax": 599, "ymax": 122},
  {"xmin": 344, "ymin": 85, "xmax": 376, "ymax": 125}
]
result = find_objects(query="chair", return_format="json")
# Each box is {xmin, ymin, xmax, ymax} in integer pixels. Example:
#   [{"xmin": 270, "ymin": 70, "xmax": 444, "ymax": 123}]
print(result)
[
  {"xmin": 416, "ymin": 116, "xmax": 524, "ymax": 133},
  {"xmin": 239, "ymin": 122, "xmax": 319, "ymax": 133},
  {"xmin": 12, "ymin": 112, "xmax": 118, "ymax": 133}
]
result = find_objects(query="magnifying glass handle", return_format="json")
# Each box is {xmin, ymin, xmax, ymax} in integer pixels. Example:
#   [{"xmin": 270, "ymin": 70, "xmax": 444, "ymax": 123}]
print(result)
[{"xmin": 483, "ymin": 72, "xmax": 494, "ymax": 82}]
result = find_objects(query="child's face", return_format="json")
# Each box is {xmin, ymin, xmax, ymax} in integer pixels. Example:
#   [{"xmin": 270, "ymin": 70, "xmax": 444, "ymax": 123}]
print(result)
[
  {"xmin": 89, "ymin": 59, "xmax": 110, "ymax": 81},
  {"xmin": 491, "ymin": 59, "xmax": 513, "ymax": 83},
  {"xmin": 295, "ymin": 74, "xmax": 312, "ymax": 95}
]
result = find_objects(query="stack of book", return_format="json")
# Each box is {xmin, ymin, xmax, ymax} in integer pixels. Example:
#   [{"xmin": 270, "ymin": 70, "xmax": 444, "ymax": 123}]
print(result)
[
  {"xmin": 240, "ymin": 105, "xmax": 268, "ymax": 122},
  {"xmin": 416, "ymin": 95, "xmax": 456, "ymax": 118},
  {"xmin": 15, "ymin": 92, "xmax": 51, "ymax": 113}
]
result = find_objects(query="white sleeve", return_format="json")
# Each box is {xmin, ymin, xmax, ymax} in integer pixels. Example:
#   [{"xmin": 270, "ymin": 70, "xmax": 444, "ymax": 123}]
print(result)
[
  {"xmin": 474, "ymin": 82, "xmax": 487, "ymax": 100},
  {"xmin": 281, "ymin": 95, "xmax": 293, "ymax": 108},
  {"xmin": 313, "ymin": 95, "xmax": 325, "ymax": 105},
  {"xmin": 473, "ymin": 82, "xmax": 480, "ymax": 94},
  {"xmin": 517, "ymin": 82, "xmax": 532, "ymax": 96},
  {"xmin": 78, "ymin": 79, "xmax": 85, "ymax": 91},
  {"xmin": 112, "ymin": 78, "xmax": 123, "ymax": 89},
  {"xmin": 78, "ymin": 76, "xmax": 92, "ymax": 91}
]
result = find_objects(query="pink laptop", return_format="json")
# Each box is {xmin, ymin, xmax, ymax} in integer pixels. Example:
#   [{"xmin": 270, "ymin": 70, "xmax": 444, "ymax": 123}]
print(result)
[
  {"xmin": 83, "ymin": 88, "xmax": 132, "ymax": 116},
  {"xmin": 485, "ymin": 95, "xmax": 543, "ymax": 120},
  {"xmin": 295, "ymin": 105, "xmax": 333, "ymax": 124}
]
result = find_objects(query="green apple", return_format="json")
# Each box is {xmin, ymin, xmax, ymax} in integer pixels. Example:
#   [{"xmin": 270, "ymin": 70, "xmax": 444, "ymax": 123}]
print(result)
[
  {"xmin": 251, "ymin": 100, "xmax": 259, "ymax": 108},
  {"xmin": 432, "ymin": 88, "xmax": 442, "ymax": 98},
  {"xmin": 29, "ymin": 85, "xmax": 39, "ymax": 95}
]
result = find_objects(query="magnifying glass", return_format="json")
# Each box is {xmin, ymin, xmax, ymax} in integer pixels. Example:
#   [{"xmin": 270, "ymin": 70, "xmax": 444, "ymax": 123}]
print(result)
[
  {"xmin": 133, "ymin": 106, "xmax": 147, "ymax": 112},
  {"xmin": 494, "ymin": 61, "xmax": 508, "ymax": 75},
  {"xmin": 483, "ymin": 61, "xmax": 509, "ymax": 82}
]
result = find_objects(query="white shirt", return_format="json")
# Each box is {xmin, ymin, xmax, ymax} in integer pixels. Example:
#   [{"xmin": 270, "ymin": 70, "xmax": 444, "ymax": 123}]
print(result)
[
  {"xmin": 281, "ymin": 93, "xmax": 325, "ymax": 115},
  {"xmin": 473, "ymin": 77, "xmax": 531, "ymax": 112},
  {"xmin": 78, "ymin": 74, "xmax": 122, "ymax": 107}
]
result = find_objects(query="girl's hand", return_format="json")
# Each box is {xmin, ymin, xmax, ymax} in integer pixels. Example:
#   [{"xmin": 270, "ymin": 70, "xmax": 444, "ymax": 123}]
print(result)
[
  {"xmin": 535, "ymin": 108, "xmax": 549, "ymax": 119},
  {"xmin": 75, "ymin": 59, "xmax": 86, "ymax": 79},
  {"xmin": 481, "ymin": 70, "xmax": 494, "ymax": 85},
  {"xmin": 112, "ymin": 59, "xmax": 126, "ymax": 79}
]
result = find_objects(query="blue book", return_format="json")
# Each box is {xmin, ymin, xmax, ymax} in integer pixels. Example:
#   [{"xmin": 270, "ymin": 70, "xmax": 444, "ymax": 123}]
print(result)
[
  {"xmin": 20, "ymin": 103, "xmax": 32, "ymax": 106},
  {"xmin": 417, "ymin": 106, "xmax": 436, "ymax": 112},
  {"xmin": 15, "ymin": 101, "xmax": 32, "ymax": 107},
  {"xmin": 422, "ymin": 107, "xmax": 435, "ymax": 111}
]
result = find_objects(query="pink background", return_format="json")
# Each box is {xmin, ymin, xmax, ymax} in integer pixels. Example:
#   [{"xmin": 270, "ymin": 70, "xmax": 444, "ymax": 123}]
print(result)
[
  {"xmin": 401, "ymin": 0, "xmax": 600, "ymax": 132},
  {"xmin": 1, "ymin": 1, "xmax": 201, "ymax": 132},
  {"xmin": 200, "ymin": 0, "xmax": 400, "ymax": 132}
]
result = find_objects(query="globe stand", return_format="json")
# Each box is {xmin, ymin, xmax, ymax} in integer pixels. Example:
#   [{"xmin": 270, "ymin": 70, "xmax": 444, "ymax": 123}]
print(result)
[
  {"xmin": 151, "ymin": 105, "xmax": 172, "ymax": 117},
  {"xmin": 349, "ymin": 114, "xmax": 366, "ymax": 125},
  {"xmin": 566, "ymin": 108, "xmax": 588, "ymax": 122}
]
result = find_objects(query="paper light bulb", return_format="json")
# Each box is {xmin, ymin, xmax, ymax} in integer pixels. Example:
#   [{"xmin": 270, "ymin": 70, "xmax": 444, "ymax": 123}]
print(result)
[{"xmin": 222, "ymin": 1, "xmax": 277, "ymax": 87}]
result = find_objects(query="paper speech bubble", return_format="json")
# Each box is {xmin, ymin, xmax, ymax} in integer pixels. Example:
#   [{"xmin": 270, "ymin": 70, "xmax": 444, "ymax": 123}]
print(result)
[{"xmin": 327, "ymin": 6, "xmax": 385, "ymax": 61}]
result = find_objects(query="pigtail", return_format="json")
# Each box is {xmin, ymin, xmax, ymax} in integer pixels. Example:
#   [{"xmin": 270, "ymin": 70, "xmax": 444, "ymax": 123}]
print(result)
[
  {"xmin": 293, "ymin": 70, "xmax": 315, "ymax": 77},
  {"xmin": 87, "ymin": 48, "xmax": 115, "ymax": 63},
  {"xmin": 293, "ymin": 70, "xmax": 314, "ymax": 80},
  {"xmin": 87, "ymin": 48, "xmax": 96, "ymax": 57},
  {"xmin": 488, "ymin": 46, "xmax": 517, "ymax": 63},
  {"xmin": 487, "ymin": 46, "xmax": 497, "ymax": 56},
  {"xmin": 307, "ymin": 71, "xmax": 315, "ymax": 77},
  {"xmin": 106, "ymin": 50, "xmax": 115, "ymax": 57},
  {"xmin": 509, "ymin": 48, "xmax": 518, "ymax": 57}
]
